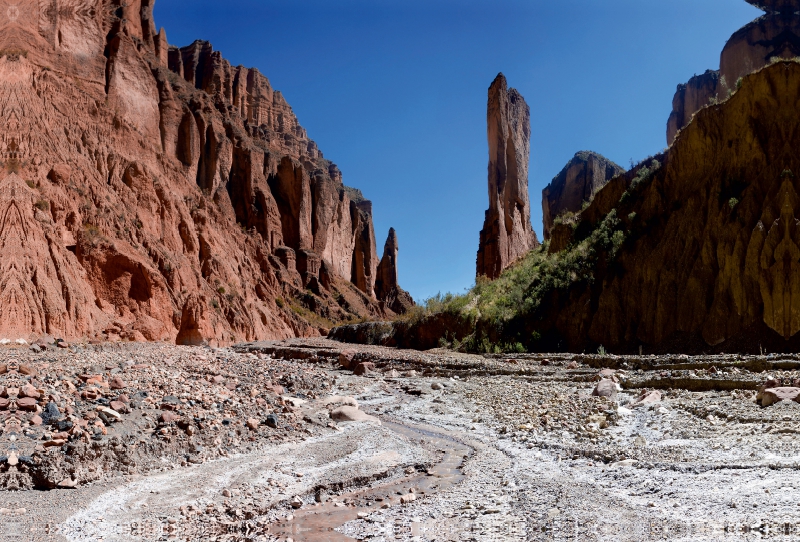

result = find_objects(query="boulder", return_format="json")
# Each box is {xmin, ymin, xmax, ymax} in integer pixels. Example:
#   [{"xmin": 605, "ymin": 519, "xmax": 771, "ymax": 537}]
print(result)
[
  {"xmin": 630, "ymin": 390, "xmax": 662, "ymax": 409},
  {"xmin": 760, "ymin": 387, "xmax": 800, "ymax": 407},
  {"xmin": 354, "ymin": 362, "xmax": 376, "ymax": 376},
  {"xmin": 339, "ymin": 350, "xmax": 357, "ymax": 370}
]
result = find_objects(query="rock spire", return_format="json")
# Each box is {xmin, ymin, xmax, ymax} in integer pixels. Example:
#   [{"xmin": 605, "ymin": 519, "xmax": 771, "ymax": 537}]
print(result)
[{"xmin": 476, "ymin": 73, "xmax": 539, "ymax": 279}]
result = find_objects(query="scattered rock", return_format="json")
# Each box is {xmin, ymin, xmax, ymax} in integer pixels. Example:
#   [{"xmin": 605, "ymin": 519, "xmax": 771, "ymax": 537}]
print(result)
[
  {"xmin": 592, "ymin": 379, "xmax": 617, "ymax": 398},
  {"xmin": 354, "ymin": 362, "xmax": 375, "ymax": 376},
  {"xmin": 330, "ymin": 406, "xmax": 381, "ymax": 425}
]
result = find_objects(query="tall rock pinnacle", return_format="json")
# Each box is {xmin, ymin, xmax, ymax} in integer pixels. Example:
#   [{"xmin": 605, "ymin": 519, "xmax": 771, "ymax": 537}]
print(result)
[
  {"xmin": 375, "ymin": 228, "xmax": 414, "ymax": 314},
  {"xmin": 477, "ymin": 73, "xmax": 539, "ymax": 279}
]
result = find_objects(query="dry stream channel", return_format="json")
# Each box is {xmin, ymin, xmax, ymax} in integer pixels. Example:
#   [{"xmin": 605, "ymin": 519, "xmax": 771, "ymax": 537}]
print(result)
[{"xmin": 5, "ymin": 339, "xmax": 800, "ymax": 541}]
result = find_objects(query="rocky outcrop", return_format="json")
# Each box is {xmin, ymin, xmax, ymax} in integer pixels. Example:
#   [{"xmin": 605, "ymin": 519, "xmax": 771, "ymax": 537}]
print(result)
[
  {"xmin": 477, "ymin": 74, "xmax": 539, "ymax": 279},
  {"xmin": 0, "ymin": 0, "xmax": 408, "ymax": 344},
  {"xmin": 541, "ymin": 152, "xmax": 623, "ymax": 240},
  {"xmin": 375, "ymin": 228, "xmax": 414, "ymax": 314},
  {"xmin": 668, "ymin": 3, "xmax": 800, "ymax": 144},
  {"xmin": 667, "ymin": 70, "xmax": 720, "ymax": 145}
]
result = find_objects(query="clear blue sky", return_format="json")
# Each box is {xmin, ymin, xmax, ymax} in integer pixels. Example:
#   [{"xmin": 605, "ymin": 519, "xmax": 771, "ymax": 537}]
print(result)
[{"xmin": 155, "ymin": 0, "xmax": 761, "ymax": 302}]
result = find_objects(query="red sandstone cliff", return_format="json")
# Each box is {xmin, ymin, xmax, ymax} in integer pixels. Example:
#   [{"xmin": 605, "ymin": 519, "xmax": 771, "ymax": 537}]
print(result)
[
  {"xmin": 476, "ymin": 73, "xmax": 539, "ymax": 279},
  {"xmin": 0, "ymin": 0, "xmax": 410, "ymax": 345}
]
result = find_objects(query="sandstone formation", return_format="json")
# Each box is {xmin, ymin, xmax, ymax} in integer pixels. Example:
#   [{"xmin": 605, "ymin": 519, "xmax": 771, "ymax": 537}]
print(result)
[
  {"xmin": 544, "ymin": 60, "xmax": 800, "ymax": 352},
  {"xmin": 668, "ymin": 3, "xmax": 800, "ymax": 143},
  {"xmin": 477, "ymin": 74, "xmax": 539, "ymax": 279},
  {"xmin": 666, "ymin": 70, "xmax": 720, "ymax": 145},
  {"xmin": 0, "ymin": 0, "xmax": 410, "ymax": 345},
  {"xmin": 541, "ymin": 151, "xmax": 623, "ymax": 240},
  {"xmin": 375, "ymin": 228, "xmax": 414, "ymax": 314}
]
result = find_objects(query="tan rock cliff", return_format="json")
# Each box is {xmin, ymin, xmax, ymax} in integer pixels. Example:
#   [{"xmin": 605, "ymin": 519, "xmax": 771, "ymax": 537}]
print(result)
[
  {"xmin": 546, "ymin": 61, "xmax": 800, "ymax": 352},
  {"xmin": 668, "ymin": 5, "xmax": 800, "ymax": 144},
  {"xmin": 541, "ymin": 151, "xmax": 623, "ymax": 240}
]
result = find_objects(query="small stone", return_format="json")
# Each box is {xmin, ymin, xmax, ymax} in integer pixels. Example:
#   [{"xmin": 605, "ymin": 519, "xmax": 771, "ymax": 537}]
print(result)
[
  {"xmin": 592, "ymin": 379, "xmax": 617, "ymax": 398},
  {"xmin": 567, "ymin": 361, "xmax": 578, "ymax": 369},
  {"xmin": 109, "ymin": 376, "xmax": 126, "ymax": 390},
  {"xmin": 339, "ymin": 350, "xmax": 357, "ymax": 370},
  {"xmin": 265, "ymin": 413, "xmax": 279, "ymax": 428},
  {"xmin": 159, "ymin": 412, "xmax": 180, "ymax": 424},
  {"xmin": 20, "ymin": 384, "xmax": 40, "ymax": 399},
  {"xmin": 16, "ymin": 397, "xmax": 37, "ymax": 411},
  {"xmin": 246, "ymin": 418, "xmax": 259, "ymax": 430},
  {"xmin": 400, "ymin": 493, "xmax": 417, "ymax": 504},
  {"xmin": 431, "ymin": 382, "xmax": 443, "ymax": 390},
  {"xmin": 354, "ymin": 362, "xmax": 375, "ymax": 376},
  {"xmin": 290, "ymin": 496, "xmax": 303, "ymax": 509}
]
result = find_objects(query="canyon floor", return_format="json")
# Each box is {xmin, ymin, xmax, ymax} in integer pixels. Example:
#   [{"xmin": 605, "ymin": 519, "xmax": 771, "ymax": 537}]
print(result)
[{"xmin": 0, "ymin": 340, "xmax": 798, "ymax": 541}]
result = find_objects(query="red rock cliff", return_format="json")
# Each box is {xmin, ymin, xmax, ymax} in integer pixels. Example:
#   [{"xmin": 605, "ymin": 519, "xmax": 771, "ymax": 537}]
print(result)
[
  {"xmin": 477, "ymin": 73, "xmax": 539, "ymax": 279},
  {"xmin": 0, "ymin": 0, "xmax": 410, "ymax": 344}
]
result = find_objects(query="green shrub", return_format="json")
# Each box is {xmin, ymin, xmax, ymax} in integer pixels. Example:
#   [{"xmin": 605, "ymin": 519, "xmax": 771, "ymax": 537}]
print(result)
[{"xmin": 728, "ymin": 198, "xmax": 739, "ymax": 210}]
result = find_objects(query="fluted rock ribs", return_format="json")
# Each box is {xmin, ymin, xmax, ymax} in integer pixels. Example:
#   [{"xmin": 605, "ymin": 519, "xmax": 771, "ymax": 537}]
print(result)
[{"xmin": 0, "ymin": 0, "xmax": 411, "ymax": 344}]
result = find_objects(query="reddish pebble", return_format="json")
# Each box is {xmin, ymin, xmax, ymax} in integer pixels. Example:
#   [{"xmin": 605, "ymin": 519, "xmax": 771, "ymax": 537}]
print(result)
[{"xmin": 110, "ymin": 376, "xmax": 126, "ymax": 390}]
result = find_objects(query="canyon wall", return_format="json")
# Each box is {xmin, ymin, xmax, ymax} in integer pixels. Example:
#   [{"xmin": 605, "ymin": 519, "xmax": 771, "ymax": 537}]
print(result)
[{"xmin": 0, "ymin": 0, "xmax": 410, "ymax": 345}]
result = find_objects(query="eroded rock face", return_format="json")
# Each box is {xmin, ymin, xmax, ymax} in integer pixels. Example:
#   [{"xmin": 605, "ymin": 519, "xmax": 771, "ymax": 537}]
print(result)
[
  {"xmin": 668, "ymin": 5, "xmax": 800, "ymax": 144},
  {"xmin": 667, "ymin": 70, "xmax": 720, "ymax": 145},
  {"xmin": 542, "ymin": 152, "xmax": 623, "ymax": 240},
  {"xmin": 477, "ymin": 73, "xmax": 539, "ymax": 279},
  {"xmin": 375, "ymin": 228, "xmax": 414, "ymax": 314},
  {"xmin": 547, "ymin": 62, "xmax": 800, "ymax": 352},
  {"xmin": 0, "ymin": 0, "xmax": 403, "ymax": 344}
]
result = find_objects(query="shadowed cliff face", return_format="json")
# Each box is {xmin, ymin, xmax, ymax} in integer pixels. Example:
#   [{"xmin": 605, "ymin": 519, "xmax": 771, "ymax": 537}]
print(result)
[
  {"xmin": 0, "ymin": 0, "xmax": 411, "ymax": 344},
  {"xmin": 547, "ymin": 62, "xmax": 800, "ymax": 352},
  {"xmin": 541, "ymin": 152, "xmax": 624, "ymax": 240}
]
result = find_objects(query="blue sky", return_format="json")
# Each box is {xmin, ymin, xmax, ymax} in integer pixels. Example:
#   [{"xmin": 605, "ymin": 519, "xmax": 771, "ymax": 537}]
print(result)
[{"xmin": 155, "ymin": 0, "xmax": 761, "ymax": 302}]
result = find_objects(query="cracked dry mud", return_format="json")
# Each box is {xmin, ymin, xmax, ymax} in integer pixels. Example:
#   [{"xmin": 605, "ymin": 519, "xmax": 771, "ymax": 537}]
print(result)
[{"xmin": 2, "ymin": 340, "xmax": 800, "ymax": 540}]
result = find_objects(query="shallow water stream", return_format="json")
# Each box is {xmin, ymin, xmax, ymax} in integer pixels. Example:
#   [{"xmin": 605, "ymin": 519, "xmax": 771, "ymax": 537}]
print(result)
[{"xmin": 272, "ymin": 420, "xmax": 471, "ymax": 541}]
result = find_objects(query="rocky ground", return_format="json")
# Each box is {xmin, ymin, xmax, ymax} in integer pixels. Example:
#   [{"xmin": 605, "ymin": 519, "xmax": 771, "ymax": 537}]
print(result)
[{"xmin": 1, "ymin": 339, "xmax": 799, "ymax": 540}]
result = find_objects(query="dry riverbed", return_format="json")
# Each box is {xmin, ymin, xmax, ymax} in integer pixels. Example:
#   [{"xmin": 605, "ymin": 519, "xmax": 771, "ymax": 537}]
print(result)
[{"xmin": 0, "ymin": 339, "xmax": 799, "ymax": 540}]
